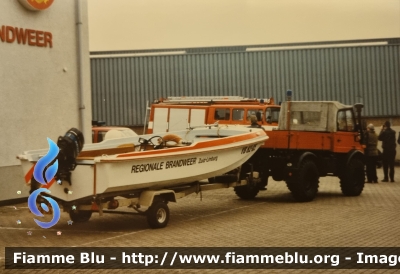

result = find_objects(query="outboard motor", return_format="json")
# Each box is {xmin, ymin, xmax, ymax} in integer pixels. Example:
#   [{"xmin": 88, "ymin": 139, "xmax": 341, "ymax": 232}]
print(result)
[
  {"xmin": 56, "ymin": 128, "xmax": 84, "ymax": 185},
  {"xmin": 29, "ymin": 128, "xmax": 85, "ymax": 194}
]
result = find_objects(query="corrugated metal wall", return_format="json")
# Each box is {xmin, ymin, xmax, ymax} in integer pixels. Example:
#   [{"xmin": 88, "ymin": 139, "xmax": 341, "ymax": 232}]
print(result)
[{"xmin": 91, "ymin": 44, "xmax": 400, "ymax": 126}]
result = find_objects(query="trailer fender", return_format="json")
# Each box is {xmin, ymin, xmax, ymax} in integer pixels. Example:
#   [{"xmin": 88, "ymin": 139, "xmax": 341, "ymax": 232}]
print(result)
[{"xmin": 139, "ymin": 190, "xmax": 177, "ymax": 208}]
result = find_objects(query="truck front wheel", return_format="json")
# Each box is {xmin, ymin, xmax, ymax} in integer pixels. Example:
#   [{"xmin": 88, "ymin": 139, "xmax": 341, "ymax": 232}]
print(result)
[
  {"xmin": 340, "ymin": 158, "xmax": 365, "ymax": 196},
  {"xmin": 286, "ymin": 160, "xmax": 319, "ymax": 202}
]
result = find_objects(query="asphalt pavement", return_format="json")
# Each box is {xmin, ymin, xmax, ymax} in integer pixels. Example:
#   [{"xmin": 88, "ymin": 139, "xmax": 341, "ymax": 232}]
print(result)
[{"xmin": 1, "ymin": 166, "xmax": 399, "ymax": 274}]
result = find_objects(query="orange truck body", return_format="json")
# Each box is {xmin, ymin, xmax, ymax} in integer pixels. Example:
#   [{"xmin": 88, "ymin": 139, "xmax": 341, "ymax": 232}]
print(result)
[
  {"xmin": 264, "ymin": 130, "xmax": 362, "ymax": 153},
  {"xmin": 146, "ymin": 96, "xmax": 280, "ymax": 135}
]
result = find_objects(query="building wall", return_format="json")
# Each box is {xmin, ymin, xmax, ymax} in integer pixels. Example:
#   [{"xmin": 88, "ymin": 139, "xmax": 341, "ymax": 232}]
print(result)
[
  {"xmin": 90, "ymin": 42, "xmax": 400, "ymax": 127},
  {"xmin": 0, "ymin": 0, "xmax": 92, "ymax": 203}
]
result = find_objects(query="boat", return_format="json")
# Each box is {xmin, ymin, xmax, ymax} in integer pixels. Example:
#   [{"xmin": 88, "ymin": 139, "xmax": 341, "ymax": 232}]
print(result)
[{"xmin": 18, "ymin": 125, "xmax": 268, "ymax": 228}]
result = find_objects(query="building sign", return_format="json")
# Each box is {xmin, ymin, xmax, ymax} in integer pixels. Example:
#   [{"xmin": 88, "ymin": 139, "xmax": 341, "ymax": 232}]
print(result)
[
  {"xmin": 0, "ymin": 25, "xmax": 52, "ymax": 48},
  {"xmin": 18, "ymin": 0, "xmax": 54, "ymax": 11}
]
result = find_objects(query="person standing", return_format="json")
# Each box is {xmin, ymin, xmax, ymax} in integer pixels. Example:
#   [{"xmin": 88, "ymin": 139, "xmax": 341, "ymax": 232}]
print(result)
[
  {"xmin": 364, "ymin": 124, "xmax": 379, "ymax": 183},
  {"xmin": 378, "ymin": 121, "xmax": 397, "ymax": 182},
  {"xmin": 398, "ymin": 132, "xmax": 400, "ymax": 146}
]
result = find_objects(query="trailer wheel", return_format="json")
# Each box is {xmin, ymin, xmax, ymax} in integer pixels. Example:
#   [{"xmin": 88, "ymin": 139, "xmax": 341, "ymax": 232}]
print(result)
[
  {"xmin": 146, "ymin": 201, "xmax": 170, "ymax": 229},
  {"xmin": 340, "ymin": 157, "xmax": 365, "ymax": 196},
  {"xmin": 234, "ymin": 185, "xmax": 259, "ymax": 200},
  {"xmin": 286, "ymin": 160, "xmax": 319, "ymax": 202},
  {"xmin": 69, "ymin": 210, "xmax": 92, "ymax": 222}
]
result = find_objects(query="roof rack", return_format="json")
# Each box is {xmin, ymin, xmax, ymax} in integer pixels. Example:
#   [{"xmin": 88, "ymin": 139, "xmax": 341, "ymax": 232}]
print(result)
[{"xmin": 156, "ymin": 96, "xmax": 274, "ymax": 105}]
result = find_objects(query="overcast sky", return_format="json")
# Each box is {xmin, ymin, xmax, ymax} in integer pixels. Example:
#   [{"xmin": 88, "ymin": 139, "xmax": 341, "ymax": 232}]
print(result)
[{"xmin": 87, "ymin": 0, "xmax": 400, "ymax": 52}]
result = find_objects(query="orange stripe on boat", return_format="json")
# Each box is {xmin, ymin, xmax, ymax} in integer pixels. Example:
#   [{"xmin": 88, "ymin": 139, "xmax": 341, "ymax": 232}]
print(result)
[
  {"xmin": 25, "ymin": 164, "xmax": 56, "ymax": 188},
  {"xmin": 25, "ymin": 165, "xmax": 35, "ymax": 184}
]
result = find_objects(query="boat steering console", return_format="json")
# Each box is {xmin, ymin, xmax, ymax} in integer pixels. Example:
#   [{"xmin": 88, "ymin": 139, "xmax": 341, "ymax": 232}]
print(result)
[{"xmin": 138, "ymin": 136, "xmax": 165, "ymax": 150}]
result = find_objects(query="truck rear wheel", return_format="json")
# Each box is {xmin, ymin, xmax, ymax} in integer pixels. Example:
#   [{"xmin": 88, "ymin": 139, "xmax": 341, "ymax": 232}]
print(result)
[
  {"xmin": 340, "ymin": 158, "xmax": 365, "ymax": 196},
  {"xmin": 286, "ymin": 160, "xmax": 319, "ymax": 202},
  {"xmin": 146, "ymin": 201, "xmax": 170, "ymax": 229}
]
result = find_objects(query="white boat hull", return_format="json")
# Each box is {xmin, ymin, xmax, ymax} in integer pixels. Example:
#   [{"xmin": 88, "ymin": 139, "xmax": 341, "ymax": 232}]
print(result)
[{"xmin": 18, "ymin": 126, "xmax": 268, "ymax": 203}]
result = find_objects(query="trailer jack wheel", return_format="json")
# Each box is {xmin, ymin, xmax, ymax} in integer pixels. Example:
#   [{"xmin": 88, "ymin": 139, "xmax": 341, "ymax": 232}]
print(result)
[
  {"xmin": 146, "ymin": 201, "xmax": 170, "ymax": 229},
  {"xmin": 234, "ymin": 185, "xmax": 259, "ymax": 200},
  {"xmin": 69, "ymin": 210, "xmax": 92, "ymax": 222}
]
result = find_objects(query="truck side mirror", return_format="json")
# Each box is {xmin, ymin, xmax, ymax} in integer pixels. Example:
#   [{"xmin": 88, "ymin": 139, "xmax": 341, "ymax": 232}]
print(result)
[{"xmin": 354, "ymin": 103, "xmax": 364, "ymax": 113}]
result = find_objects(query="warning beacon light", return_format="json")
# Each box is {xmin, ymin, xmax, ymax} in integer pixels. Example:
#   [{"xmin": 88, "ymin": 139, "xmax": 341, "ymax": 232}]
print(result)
[{"xmin": 286, "ymin": 89, "xmax": 293, "ymax": 101}]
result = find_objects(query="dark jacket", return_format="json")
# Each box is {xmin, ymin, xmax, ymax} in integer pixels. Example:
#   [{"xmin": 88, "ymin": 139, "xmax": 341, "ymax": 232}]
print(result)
[
  {"xmin": 398, "ymin": 132, "xmax": 400, "ymax": 145},
  {"xmin": 248, "ymin": 122, "xmax": 265, "ymax": 130},
  {"xmin": 365, "ymin": 130, "xmax": 379, "ymax": 156},
  {"xmin": 378, "ymin": 128, "xmax": 397, "ymax": 151}
]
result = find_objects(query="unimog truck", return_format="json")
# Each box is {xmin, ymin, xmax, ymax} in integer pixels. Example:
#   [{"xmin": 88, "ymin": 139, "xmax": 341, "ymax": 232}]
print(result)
[
  {"xmin": 145, "ymin": 93, "xmax": 365, "ymax": 202},
  {"xmin": 234, "ymin": 95, "xmax": 365, "ymax": 202}
]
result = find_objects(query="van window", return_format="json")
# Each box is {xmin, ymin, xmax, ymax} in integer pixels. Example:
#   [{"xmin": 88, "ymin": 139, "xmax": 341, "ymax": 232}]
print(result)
[
  {"xmin": 247, "ymin": 109, "xmax": 264, "ymax": 122},
  {"xmin": 214, "ymin": 108, "xmax": 230, "ymax": 120},
  {"xmin": 291, "ymin": 111, "xmax": 320, "ymax": 126},
  {"xmin": 232, "ymin": 109, "xmax": 244, "ymax": 121}
]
